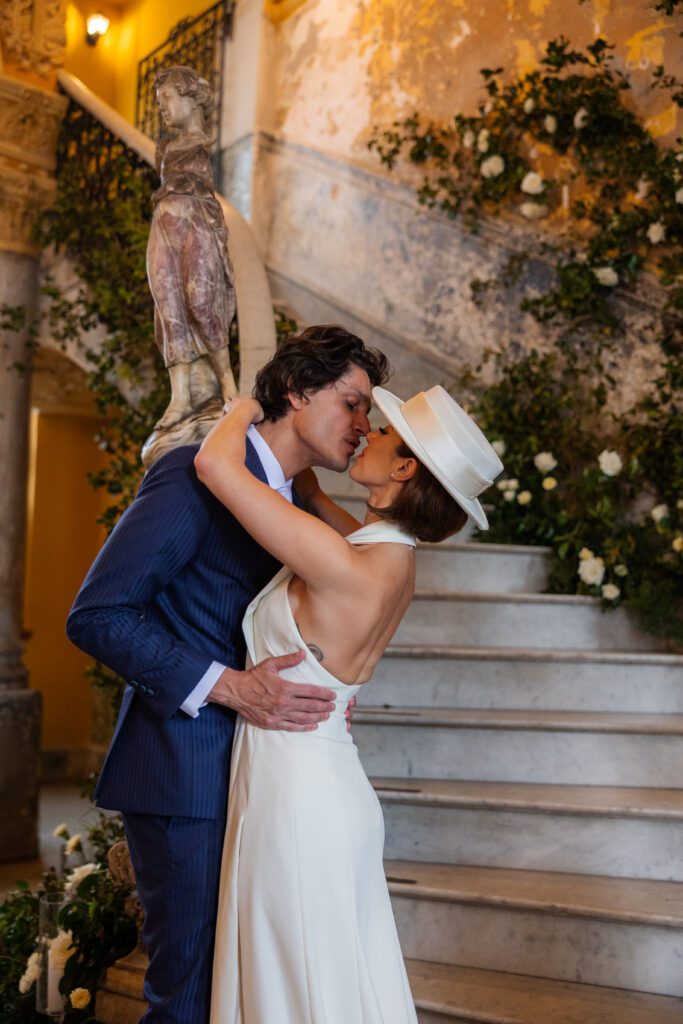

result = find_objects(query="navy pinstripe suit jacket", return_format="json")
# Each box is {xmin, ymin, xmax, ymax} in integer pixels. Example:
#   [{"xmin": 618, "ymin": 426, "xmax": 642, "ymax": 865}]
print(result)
[{"xmin": 67, "ymin": 440, "xmax": 284, "ymax": 820}]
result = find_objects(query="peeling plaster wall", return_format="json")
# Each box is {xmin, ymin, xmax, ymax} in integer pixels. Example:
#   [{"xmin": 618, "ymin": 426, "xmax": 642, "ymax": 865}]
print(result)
[{"xmin": 221, "ymin": 0, "xmax": 682, "ymax": 390}]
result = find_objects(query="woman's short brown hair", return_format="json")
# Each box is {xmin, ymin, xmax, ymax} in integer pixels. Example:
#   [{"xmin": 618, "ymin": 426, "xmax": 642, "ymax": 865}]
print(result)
[{"xmin": 369, "ymin": 440, "xmax": 468, "ymax": 544}]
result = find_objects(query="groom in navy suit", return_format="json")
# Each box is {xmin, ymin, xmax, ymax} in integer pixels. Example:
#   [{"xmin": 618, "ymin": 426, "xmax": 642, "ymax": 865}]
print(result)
[{"xmin": 67, "ymin": 325, "xmax": 389, "ymax": 1023}]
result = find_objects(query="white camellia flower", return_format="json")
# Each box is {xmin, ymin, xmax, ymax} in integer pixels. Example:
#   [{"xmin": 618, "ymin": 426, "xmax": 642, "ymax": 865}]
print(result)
[
  {"xmin": 534, "ymin": 451, "xmax": 557, "ymax": 473},
  {"xmin": 523, "ymin": 97, "xmax": 535, "ymax": 114},
  {"xmin": 50, "ymin": 931, "xmax": 76, "ymax": 971},
  {"xmin": 18, "ymin": 951, "xmax": 40, "ymax": 994},
  {"xmin": 598, "ymin": 449, "xmax": 622, "ymax": 476},
  {"xmin": 52, "ymin": 823, "xmax": 69, "ymax": 839},
  {"xmin": 517, "ymin": 490, "xmax": 532, "ymax": 505},
  {"xmin": 462, "ymin": 129, "xmax": 475, "ymax": 149},
  {"xmin": 676, "ymin": 187, "xmax": 683, "ymax": 205},
  {"xmin": 673, "ymin": 536, "xmax": 683, "ymax": 553},
  {"xmin": 65, "ymin": 834, "xmax": 82, "ymax": 856},
  {"xmin": 634, "ymin": 178, "xmax": 650, "ymax": 201},
  {"xmin": 602, "ymin": 583, "xmax": 621, "ymax": 601},
  {"xmin": 542, "ymin": 476, "xmax": 558, "ymax": 491},
  {"xmin": 506, "ymin": 478, "xmax": 519, "ymax": 490},
  {"xmin": 521, "ymin": 171, "xmax": 544, "ymax": 194},
  {"xmin": 477, "ymin": 128, "xmax": 490, "ymax": 153},
  {"xmin": 480, "ymin": 154, "xmax": 505, "ymax": 178},
  {"xmin": 70, "ymin": 988, "xmax": 92, "ymax": 1010},
  {"xmin": 579, "ymin": 547, "xmax": 594, "ymax": 560},
  {"xmin": 503, "ymin": 489, "xmax": 516, "ymax": 502},
  {"xmin": 544, "ymin": 114, "xmax": 557, "ymax": 133},
  {"xmin": 677, "ymin": 498, "xmax": 683, "ymax": 511},
  {"xmin": 520, "ymin": 202, "xmax": 548, "ymax": 219},
  {"xmin": 578, "ymin": 556, "xmax": 605, "ymax": 587},
  {"xmin": 651, "ymin": 503, "xmax": 669, "ymax": 523},
  {"xmin": 593, "ymin": 266, "xmax": 619, "ymax": 287},
  {"xmin": 614, "ymin": 563, "xmax": 629, "ymax": 577},
  {"xmin": 574, "ymin": 107, "xmax": 589, "ymax": 130},
  {"xmin": 646, "ymin": 220, "xmax": 666, "ymax": 245},
  {"xmin": 66, "ymin": 863, "xmax": 98, "ymax": 892},
  {"xmin": 492, "ymin": 439, "xmax": 506, "ymax": 457}
]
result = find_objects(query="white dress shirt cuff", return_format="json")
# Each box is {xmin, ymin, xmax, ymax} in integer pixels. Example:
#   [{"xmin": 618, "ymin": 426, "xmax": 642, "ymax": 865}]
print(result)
[{"xmin": 180, "ymin": 660, "xmax": 226, "ymax": 718}]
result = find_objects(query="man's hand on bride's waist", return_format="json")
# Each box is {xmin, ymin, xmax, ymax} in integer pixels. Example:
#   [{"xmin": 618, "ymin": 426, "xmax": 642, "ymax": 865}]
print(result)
[{"xmin": 208, "ymin": 652, "xmax": 336, "ymax": 731}]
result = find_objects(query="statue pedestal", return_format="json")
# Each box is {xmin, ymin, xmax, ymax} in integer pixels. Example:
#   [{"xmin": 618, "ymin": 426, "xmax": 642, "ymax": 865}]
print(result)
[
  {"xmin": 141, "ymin": 398, "xmax": 224, "ymax": 468},
  {"xmin": 97, "ymin": 947, "xmax": 148, "ymax": 1023}
]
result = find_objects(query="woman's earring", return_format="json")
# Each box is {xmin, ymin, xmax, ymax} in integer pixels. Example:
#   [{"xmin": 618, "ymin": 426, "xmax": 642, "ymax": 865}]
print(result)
[{"xmin": 390, "ymin": 472, "xmax": 396, "ymax": 480}]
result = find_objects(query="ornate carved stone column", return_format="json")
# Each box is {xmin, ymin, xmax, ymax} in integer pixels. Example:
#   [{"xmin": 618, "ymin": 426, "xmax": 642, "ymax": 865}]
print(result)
[{"xmin": 0, "ymin": 68, "xmax": 67, "ymax": 860}]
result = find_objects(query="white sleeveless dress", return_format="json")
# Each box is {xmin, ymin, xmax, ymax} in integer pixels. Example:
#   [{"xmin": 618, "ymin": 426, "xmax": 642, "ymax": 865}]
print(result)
[{"xmin": 210, "ymin": 521, "xmax": 418, "ymax": 1024}]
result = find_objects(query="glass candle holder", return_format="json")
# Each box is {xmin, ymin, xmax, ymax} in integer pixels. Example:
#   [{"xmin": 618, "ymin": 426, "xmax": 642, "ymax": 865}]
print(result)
[{"xmin": 36, "ymin": 893, "xmax": 70, "ymax": 1018}]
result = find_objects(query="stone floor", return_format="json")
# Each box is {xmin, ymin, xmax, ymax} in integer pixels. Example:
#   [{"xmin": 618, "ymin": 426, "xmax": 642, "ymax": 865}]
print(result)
[{"xmin": 0, "ymin": 784, "xmax": 92, "ymax": 899}]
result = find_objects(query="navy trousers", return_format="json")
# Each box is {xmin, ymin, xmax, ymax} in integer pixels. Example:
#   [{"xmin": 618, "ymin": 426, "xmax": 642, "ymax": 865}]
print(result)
[{"xmin": 123, "ymin": 813, "xmax": 227, "ymax": 1023}]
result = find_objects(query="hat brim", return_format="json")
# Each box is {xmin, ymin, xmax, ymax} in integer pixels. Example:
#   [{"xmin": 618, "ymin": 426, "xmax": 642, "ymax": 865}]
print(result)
[{"xmin": 372, "ymin": 386, "xmax": 490, "ymax": 531}]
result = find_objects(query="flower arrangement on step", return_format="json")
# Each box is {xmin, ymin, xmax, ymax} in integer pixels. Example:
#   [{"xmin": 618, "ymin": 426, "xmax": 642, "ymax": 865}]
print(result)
[
  {"xmin": 458, "ymin": 345, "xmax": 682, "ymax": 644},
  {"xmin": 0, "ymin": 798, "xmax": 136, "ymax": 1024}
]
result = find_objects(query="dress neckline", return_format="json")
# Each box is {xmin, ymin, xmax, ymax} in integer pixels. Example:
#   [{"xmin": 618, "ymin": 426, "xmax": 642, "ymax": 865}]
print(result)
[{"xmin": 346, "ymin": 520, "xmax": 416, "ymax": 547}]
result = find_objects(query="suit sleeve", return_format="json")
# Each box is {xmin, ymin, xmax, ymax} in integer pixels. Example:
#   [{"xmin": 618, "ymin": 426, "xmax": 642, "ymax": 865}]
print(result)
[{"xmin": 66, "ymin": 446, "xmax": 217, "ymax": 721}]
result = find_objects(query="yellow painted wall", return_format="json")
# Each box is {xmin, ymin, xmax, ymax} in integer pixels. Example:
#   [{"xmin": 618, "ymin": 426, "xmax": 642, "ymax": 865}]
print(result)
[
  {"xmin": 64, "ymin": 0, "xmax": 213, "ymax": 123},
  {"xmin": 23, "ymin": 412, "xmax": 109, "ymax": 751}
]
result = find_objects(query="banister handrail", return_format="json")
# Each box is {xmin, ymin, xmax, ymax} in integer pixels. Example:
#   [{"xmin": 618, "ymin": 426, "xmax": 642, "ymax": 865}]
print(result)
[{"xmin": 55, "ymin": 70, "xmax": 276, "ymax": 393}]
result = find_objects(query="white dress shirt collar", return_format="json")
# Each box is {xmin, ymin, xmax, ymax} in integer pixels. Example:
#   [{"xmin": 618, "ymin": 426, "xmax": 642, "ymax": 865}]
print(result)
[{"xmin": 247, "ymin": 423, "xmax": 293, "ymax": 502}]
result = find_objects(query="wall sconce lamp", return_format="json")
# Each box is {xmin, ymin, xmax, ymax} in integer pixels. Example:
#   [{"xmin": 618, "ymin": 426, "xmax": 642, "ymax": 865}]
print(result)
[{"xmin": 85, "ymin": 13, "xmax": 110, "ymax": 46}]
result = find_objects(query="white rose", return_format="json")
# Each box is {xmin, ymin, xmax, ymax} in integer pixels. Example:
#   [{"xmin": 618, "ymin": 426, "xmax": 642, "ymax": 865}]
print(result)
[
  {"xmin": 677, "ymin": 498, "xmax": 683, "ymax": 510},
  {"xmin": 65, "ymin": 834, "xmax": 82, "ymax": 856},
  {"xmin": 593, "ymin": 266, "xmax": 619, "ymax": 287},
  {"xmin": 523, "ymin": 97, "xmax": 535, "ymax": 113},
  {"xmin": 635, "ymin": 178, "xmax": 650, "ymax": 201},
  {"xmin": 542, "ymin": 476, "xmax": 558, "ymax": 491},
  {"xmin": 492, "ymin": 439, "xmax": 506, "ymax": 457},
  {"xmin": 602, "ymin": 583, "xmax": 621, "ymax": 601},
  {"xmin": 517, "ymin": 490, "xmax": 532, "ymax": 505},
  {"xmin": 503, "ymin": 489, "xmax": 516, "ymax": 502},
  {"xmin": 651, "ymin": 503, "xmax": 669, "ymax": 523},
  {"xmin": 477, "ymin": 128, "xmax": 490, "ymax": 153},
  {"xmin": 578, "ymin": 556, "xmax": 605, "ymax": 586},
  {"xmin": 534, "ymin": 451, "xmax": 557, "ymax": 473},
  {"xmin": 544, "ymin": 114, "xmax": 557, "ymax": 133},
  {"xmin": 598, "ymin": 449, "xmax": 622, "ymax": 476},
  {"xmin": 676, "ymin": 187, "xmax": 683, "ymax": 205},
  {"xmin": 579, "ymin": 547, "xmax": 594, "ymax": 560},
  {"xmin": 480, "ymin": 154, "xmax": 505, "ymax": 178},
  {"xmin": 506, "ymin": 478, "xmax": 520, "ymax": 490},
  {"xmin": 52, "ymin": 823, "xmax": 69, "ymax": 839},
  {"xmin": 647, "ymin": 220, "xmax": 666, "ymax": 245},
  {"xmin": 462, "ymin": 129, "xmax": 475, "ymax": 149},
  {"xmin": 520, "ymin": 201, "xmax": 547, "ymax": 219},
  {"xmin": 574, "ymin": 107, "xmax": 588, "ymax": 130},
  {"xmin": 672, "ymin": 536, "xmax": 683, "ymax": 553},
  {"xmin": 521, "ymin": 171, "xmax": 544, "ymax": 195},
  {"xmin": 614, "ymin": 563, "xmax": 629, "ymax": 577},
  {"xmin": 66, "ymin": 862, "xmax": 98, "ymax": 892}
]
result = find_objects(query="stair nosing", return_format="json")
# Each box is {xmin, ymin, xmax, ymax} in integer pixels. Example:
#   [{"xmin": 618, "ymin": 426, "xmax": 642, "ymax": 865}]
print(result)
[
  {"xmin": 385, "ymin": 861, "xmax": 683, "ymax": 929},
  {"xmin": 355, "ymin": 707, "xmax": 683, "ymax": 735},
  {"xmin": 382, "ymin": 643, "xmax": 683, "ymax": 665},
  {"xmin": 371, "ymin": 777, "xmax": 683, "ymax": 820}
]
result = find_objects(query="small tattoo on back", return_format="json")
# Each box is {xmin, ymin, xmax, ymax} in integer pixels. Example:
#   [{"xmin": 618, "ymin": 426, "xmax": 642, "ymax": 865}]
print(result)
[{"xmin": 296, "ymin": 621, "xmax": 325, "ymax": 662}]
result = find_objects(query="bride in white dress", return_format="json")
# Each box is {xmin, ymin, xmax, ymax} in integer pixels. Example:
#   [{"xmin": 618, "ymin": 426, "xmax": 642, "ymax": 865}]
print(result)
[{"xmin": 195, "ymin": 384, "xmax": 502, "ymax": 1024}]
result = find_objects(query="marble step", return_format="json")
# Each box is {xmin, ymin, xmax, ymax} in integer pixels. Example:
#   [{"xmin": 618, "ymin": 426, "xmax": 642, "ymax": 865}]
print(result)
[
  {"xmin": 396, "ymin": 592, "xmax": 664, "ymax": 651},
  {"xmin": 354, "ymin": 708, "xmax": 683, "ymax": 786},
  {"xmin": 407, "ymin": 960, "xmax": 683, "ymax": 1024},
  {"xmin": 374, "ymin": 778, "xmax": 683, "ymax": 880},
  {"xmin": 415, "ymin": 543, "xmax": 550, "ymax": 594},
  {"xmin": 387, "ymin": 861, "xmax": 683, "ymax": 998},
  {"xmin": 365, "ymin": 645, "xmax": 683, "ymax": 713}
]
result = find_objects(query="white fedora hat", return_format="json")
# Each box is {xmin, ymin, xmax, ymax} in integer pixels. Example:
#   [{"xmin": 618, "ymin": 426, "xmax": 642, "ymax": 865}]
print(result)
[{"xmin": 372, "ymin": 385, "xmax": 504, "ymax": 530}]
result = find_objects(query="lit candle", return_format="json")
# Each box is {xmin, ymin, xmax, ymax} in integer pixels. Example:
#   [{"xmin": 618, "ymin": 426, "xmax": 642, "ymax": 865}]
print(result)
[
  {"xmin": 562, "ymin": 184, "xmax": 569, "ymax": 210},
  {"xmin": 47, "ymin": 947, "xmax": 63, "ymax": 1014}
]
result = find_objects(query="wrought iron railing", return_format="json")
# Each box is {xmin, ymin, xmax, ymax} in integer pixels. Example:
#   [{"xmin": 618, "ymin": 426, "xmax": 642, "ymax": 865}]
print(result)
[{"xmin": 135, "ymin": 0, "xmax": 235, "ymax": 172}]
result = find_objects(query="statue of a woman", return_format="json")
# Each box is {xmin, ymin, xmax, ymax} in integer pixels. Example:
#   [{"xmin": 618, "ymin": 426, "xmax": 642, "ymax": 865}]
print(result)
[{"xmin": 147, "ymin": 66, "xmax": 237, "ymax": 429}]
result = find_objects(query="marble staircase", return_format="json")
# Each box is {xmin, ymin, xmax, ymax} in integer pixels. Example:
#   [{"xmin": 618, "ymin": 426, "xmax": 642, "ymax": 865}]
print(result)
[{"xmin": 316, "ymin": 469, "xmax": 683, "ymax": 1022}]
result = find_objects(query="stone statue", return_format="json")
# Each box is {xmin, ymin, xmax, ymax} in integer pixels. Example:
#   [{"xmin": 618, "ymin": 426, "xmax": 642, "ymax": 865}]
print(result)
[{"xmin": 146, "ymin": 65, "xmax": 237, "ymax": 437}]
